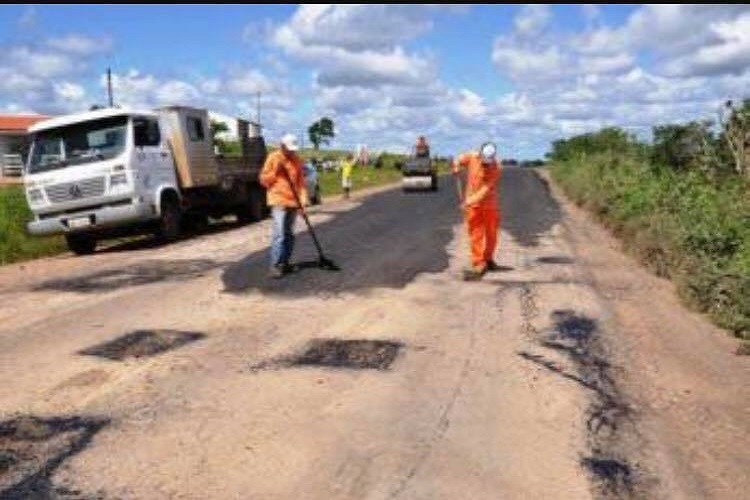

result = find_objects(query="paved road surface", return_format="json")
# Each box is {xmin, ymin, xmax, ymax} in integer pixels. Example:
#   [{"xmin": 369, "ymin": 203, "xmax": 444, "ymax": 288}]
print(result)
[{"xmin": 0, "ymin": 169, "xmax": 747, "ymax": 499}]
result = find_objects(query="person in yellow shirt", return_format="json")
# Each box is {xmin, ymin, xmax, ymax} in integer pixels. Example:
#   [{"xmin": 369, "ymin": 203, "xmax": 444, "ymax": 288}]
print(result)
[{"xmin": 341, "ymin": 153, "xmax": 355, "ymax": 199}]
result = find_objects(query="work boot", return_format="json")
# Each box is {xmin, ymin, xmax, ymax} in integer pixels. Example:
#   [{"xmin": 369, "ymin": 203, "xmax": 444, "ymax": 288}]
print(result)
[
  {"xmin": 281, "ymin": 262, "xmax": 299, "ymax": 274},
  {"xmin": 267, "ymin": 265, "xmax": 285, "ymax": 280},
  {"xmin": 462, "ymin": 266, "xmax": 486, "ymax": 281},
  {"xmin": 486, "ymin": 260, "xmax": 501, "ymax": 272}
]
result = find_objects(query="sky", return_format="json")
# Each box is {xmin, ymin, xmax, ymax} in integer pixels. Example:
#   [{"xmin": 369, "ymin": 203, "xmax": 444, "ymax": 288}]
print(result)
[{"xmin": 2, "ymin": 4, "xmax": 750, "ymax": 158}]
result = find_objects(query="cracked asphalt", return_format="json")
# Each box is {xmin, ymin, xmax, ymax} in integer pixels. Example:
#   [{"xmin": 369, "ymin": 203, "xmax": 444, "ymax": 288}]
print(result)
[{"xmin": 0, "ymin": 169, "xmax": 747, "ymax": 499}]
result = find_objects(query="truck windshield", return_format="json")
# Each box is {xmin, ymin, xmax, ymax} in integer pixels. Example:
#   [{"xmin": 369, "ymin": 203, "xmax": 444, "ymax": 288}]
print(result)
[{"xmin": 27, "ymin": 116, "xmax": 128, "ymax": 174}]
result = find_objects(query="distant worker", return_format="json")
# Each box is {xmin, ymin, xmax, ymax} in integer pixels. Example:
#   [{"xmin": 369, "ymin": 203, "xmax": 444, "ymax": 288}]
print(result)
[
  {"xmin": 341, "ymin": 153, "xmax": 355, "ymax": 199},
  {"xmin": 453, "ymin": 142, "xmax": 502, "ymax": 281},
  {"xmin": 260, "ymin": 133, "xmax": 309, "ymax": 279},
  {"xmin": 415, "ymin": 136, "xmax": 430, "ymax": 158}
]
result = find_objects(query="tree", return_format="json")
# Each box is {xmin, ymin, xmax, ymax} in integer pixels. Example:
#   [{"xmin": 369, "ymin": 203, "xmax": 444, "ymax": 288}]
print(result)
[
  {"xmin": 308, "ymin": 117, "xmax": 335, "ymax": 150},
  {"xmin": 651, "ymin": 121, "xmax": 719, "ymax": 173},
  {"xmin": 718, "ymin": 99, "xmax": 750, "ymax": 177}
]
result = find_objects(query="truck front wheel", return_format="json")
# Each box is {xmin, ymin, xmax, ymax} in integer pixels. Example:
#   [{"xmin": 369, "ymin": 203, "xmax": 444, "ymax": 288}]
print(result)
[
  {"xmin": 65, "ymin": 233, "xmax": 97, "ymax": 255},
  {"xmin": 155, "ymin": 196, "xmax": 182, "ymax": 242}
]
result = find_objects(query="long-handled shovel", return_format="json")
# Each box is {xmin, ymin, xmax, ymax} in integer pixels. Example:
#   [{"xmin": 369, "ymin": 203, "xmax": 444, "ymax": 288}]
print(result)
[{"xmin": 279, "ymin": 166, "xmax": 341, "ymax": 271}]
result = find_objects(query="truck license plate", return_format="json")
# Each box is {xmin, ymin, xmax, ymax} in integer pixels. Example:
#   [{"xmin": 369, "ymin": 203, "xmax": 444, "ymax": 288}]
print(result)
[{"xmin": 68, "ymin": 216, "xmax": 91, "ymax": 229}]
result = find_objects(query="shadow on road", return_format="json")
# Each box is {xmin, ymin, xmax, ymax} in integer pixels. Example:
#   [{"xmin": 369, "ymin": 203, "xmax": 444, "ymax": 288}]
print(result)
[
  {"xmin": 96, "ymin": 218, "xmax": 249, "ymax": 255},
  {"xmin": 33, "ymin": 259, "xmax": 222, "ymax": 293}
]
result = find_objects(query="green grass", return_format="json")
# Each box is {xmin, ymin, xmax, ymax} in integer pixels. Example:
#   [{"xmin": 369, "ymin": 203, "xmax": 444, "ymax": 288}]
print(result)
[
  {"xmin": 316, "ymin": 159, "xmax": 451, "ymax": 198},
  {"xmin": 318, "ymin": 166, "xmax": 402, "ymax": 198},
  {"xmin": 0, "ymin": 186, "xmax": 65, "ymax": 265},
  {"xmin": 551, "ymin": 154, "xmax": 750, "ymax": 339}
]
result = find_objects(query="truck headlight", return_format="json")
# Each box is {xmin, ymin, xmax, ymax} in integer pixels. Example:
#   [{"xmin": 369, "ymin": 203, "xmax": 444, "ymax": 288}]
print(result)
[
  {"xmin": 109, "ymin": 173, "xmax": 129, "ymax": 189},
  {"xmin": 27, "ymin": 188, "xmax": 44, "ymax": 204}
]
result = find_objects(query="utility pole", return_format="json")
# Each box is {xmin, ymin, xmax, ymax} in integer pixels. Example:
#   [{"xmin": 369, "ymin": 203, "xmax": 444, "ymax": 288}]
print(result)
[{"xmin": 106, "ymin": 67, "xmax": 114, "ymax": 108}]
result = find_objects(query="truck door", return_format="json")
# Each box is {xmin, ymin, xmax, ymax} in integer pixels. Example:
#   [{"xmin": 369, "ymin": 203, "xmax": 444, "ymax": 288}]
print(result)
[{"xmin": 133, "ymin": 116, "xmax": 176, "ymax": 199}]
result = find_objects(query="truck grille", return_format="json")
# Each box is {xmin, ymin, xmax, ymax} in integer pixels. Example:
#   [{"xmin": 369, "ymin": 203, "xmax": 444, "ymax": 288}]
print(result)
[{"xmin": 45, "ymin": 177, "xmax": 106, "ymax": 203}]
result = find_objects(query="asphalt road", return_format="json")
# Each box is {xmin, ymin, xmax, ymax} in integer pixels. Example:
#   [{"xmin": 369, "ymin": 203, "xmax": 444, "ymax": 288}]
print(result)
[{"xmin": 0, "ymin": 169, "xmax": 747, "ymax": 499}]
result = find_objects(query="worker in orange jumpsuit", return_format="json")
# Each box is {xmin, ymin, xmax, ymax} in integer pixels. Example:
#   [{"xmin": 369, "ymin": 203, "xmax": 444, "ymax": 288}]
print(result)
[{"xmin": 453, "ymin": 142, "xmax": 502, "ymax": 280}]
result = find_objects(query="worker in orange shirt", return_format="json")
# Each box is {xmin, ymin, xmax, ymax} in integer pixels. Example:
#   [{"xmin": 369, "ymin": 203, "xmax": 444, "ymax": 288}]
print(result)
[
  {"xmin": 260, "ymin": 133, "xmax": 309, "ymax": 279},
  {"xmin": 453, "ymin": 142, "xmax": 502, "ymax": 281}
]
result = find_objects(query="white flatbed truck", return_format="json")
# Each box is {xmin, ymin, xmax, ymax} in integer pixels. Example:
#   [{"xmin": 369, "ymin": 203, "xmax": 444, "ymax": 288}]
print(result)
[{"xmin": 23, "ymin": 106, "xmax": 267, "ymax": 254}]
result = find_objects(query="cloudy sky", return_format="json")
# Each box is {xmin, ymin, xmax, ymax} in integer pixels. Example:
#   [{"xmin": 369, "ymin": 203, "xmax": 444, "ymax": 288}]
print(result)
[{"xmin": 1, "ymin": 4, "xmax": 750, "ymax": 158}]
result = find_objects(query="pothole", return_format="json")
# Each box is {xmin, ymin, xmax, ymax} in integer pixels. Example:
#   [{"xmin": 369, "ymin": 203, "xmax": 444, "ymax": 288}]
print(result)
[
  {"xmin": 0, "ymin": 415, "xmax": 108, "ymax": 497},
  {"xmin": 251, "ymin": 339, "xmax": 403, "ymax": 371},
  {"xmin": 79, "ymin": 330, "xmax": 205, "ymax": 361},
  {"xmin": 518, "ymin": 302, "xmax": 645, "ymax": 498},
  {"xmin": 581, "ymin": 456, "xmax": 633, "ymax": 497}
]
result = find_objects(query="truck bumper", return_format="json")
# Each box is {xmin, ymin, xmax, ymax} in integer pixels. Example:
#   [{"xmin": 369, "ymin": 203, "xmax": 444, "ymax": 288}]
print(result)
[
  {"xmin": 27, "ymin": 198, "xmax": 156, "ymax": 236},
  {"xmin": 402, "ymin": 176, "xmax": 433, "ymax": 189}
]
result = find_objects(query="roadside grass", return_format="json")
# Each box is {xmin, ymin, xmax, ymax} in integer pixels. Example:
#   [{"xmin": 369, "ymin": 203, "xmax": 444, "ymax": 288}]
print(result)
[
  {"xmin": 0, "ymin": 186, "xmax": 65, "ymax": 265},
  {"xmin": 317, "ymin": 159, "xmax": 451, "ymax": 198},
  {"xmin": 551, "ymin": 154, "xmax": 750, "ymax": 340},
  {"xmin": 318, "ymin": 166, "xmax": 402, "ymax": 198}
]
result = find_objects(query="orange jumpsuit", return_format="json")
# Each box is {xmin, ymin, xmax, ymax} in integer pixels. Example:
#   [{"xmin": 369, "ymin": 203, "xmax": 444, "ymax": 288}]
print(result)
[{"xmin": 454, "ymin": 152, "xmax": 501, "ymax": 270}]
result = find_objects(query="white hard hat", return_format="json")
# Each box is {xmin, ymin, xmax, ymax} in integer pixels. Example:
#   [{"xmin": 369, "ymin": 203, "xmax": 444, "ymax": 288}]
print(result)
[
  {"xmin": 280, "ymin": 133, "xmax": 299, "ymax": 152},
  {"xmin": 480, "ymin": 142, "xmax": 497, "ymax": 164}
]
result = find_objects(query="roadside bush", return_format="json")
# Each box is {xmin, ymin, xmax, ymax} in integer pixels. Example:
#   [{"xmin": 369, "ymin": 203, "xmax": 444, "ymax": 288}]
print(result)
[{"xmin": 551, "ymin": 128, "xmax": 750, "ymax": 339}]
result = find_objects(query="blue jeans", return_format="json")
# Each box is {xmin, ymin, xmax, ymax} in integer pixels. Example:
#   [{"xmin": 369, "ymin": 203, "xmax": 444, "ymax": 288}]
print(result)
[{"xmin": 270, "ymin": 206, "xmax": 297, "ymax": 267}]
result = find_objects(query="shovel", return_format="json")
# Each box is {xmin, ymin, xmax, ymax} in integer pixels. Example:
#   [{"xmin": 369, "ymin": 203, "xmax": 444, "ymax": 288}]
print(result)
[{"xmin": 279, "ymin": 166, "xmax": 341, "ymax": 271}]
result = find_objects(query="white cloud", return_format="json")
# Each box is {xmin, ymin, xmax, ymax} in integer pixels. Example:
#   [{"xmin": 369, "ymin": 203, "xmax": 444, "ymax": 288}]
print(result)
[
  {"xmin": 580, "ymin": 52, "xmax": 634, "ymax": 74},
  {"xmin": 7, "ymin": 47, "xmax": 77, "ymax": 79},
  {"xmin": 274, "ymin": 5, "xmax": 435, "ymax": 52},
  {"xmin": 46, "ymin": 35, "xmax": 112, "ymax": 55},
  {"xmin": 154, "ymin": 80, "xmax": 200, "ymax": 104},
  {"xmin": 514, "ymin": 5, "xmax": 551, "ymax": 37},
  {"xmin": 454, "ymin": 89, "xmax": 486, "ymax": 121},
  {"xmin": 53, "ymin": 81, "xmax": 85, "ymax": 101},
  {"xmin": 272, "ymin": 4, "xmax": 442, "ymax": 88},
  {"xmin": 492, "ymin": 41, "xmax": 565, "ymax": 81},
  {"xmin": 665, "ymin": 13, "xmax": 750, "ymax": 77}
]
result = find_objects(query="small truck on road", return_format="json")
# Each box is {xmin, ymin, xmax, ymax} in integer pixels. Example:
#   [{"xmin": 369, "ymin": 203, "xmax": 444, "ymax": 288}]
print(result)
[
  {"xmin": 401, "ymin": 136, "xmax": 438, "ymax": 192},
  {"xmin": 23, "ymin": 106, "xmax": 267, "ymax": 254}
]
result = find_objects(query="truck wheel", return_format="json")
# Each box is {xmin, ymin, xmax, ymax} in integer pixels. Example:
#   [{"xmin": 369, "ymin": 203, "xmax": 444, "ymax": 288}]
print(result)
[
  {"xmin": 431, "ymin": 174, "xmax": 439, "ymax": 191},
  {"xmin": 156, "ymin": 196, "xmax": 181, "ymax": 242},
  {"xmin": 237, "ymin": 186, "xmax": 265, "ymax": 224},
  {"xmin": 65, "ymin": 234, "xmax": 97, "ymax": 255}
]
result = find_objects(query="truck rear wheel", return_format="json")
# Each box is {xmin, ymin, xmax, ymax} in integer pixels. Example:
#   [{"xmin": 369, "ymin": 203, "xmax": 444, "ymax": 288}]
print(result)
[
  {"xmin": 155, "ymin": 196, "xmax": 181, "ymax": 242},
  {"xmin": 65, "ymin": 234, "xmax": 97, "ymax": 255},
  {"xmin": 431, "ymin": 174, "xmax": 439, "ymax": 191},
  {"xmin": 237, "ymin": 184, "xmax": 265, "ymax": 224}
]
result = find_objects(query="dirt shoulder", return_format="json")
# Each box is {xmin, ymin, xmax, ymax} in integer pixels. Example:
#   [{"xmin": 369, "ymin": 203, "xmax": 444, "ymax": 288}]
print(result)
[{"xmin": 541, "ymin": 168, "xmax": 750, "ymax": 499}]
